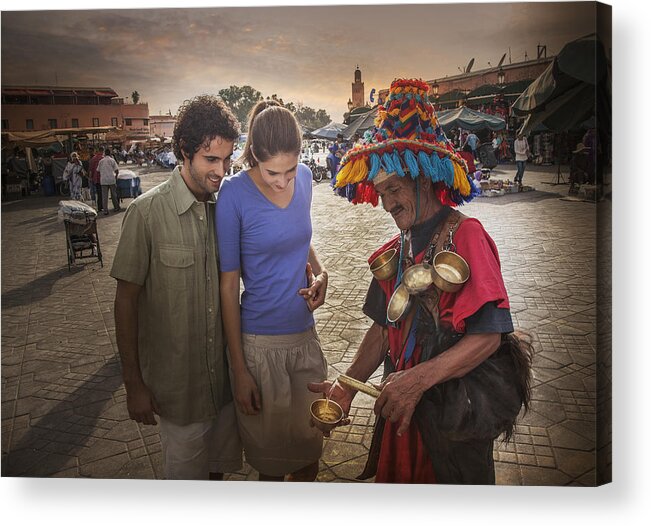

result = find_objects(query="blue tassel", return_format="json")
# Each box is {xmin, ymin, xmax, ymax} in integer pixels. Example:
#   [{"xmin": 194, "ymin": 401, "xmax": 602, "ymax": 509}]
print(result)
[
  {"xmin": 391, "ymin": 151, "xmax": 405, "ymax": 177},
  {"xmin": 449, "ymin": 188, "xmax": 464, "ymax": 205},
  {"xmin": 418, "ymin": 151, "xmax": 434, "ymax": 180},
  {"xmin": 429, "ymin": 153, "xmax": 443, "ymax": 183},
  {"xmin": 368, "ymin": 153, "xmax": 381, "ymax": 180},
  {"xmin": 465, "ymin": 174, "xmax": 481, "ymax": 202},
  {"xmin": 404, "ymin": 317, "xmax": 418, "ymax": 363},
  {"xmin": 346, "ymin": 183, "xmax": 356, "ymax": 202},
  {"xmin": 403, "ymin": 149, "xmax": 420, "ymax": 179},
  {"xmin": 441, "ymin": 156, "xmax": 455, "ymax": 186},
  {"xmin": 381, "ymin": 153, "xmax": 395, "ymax": 174}
]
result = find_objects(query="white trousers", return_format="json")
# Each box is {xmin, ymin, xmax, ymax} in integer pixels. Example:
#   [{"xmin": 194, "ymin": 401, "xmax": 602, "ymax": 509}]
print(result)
[{"xmin": 159, "ymin": 402, "xmax": 242, "ymax": 480}]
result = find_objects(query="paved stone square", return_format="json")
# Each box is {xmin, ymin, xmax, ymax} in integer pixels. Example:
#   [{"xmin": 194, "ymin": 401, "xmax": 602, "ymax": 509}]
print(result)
[{"xmin": 1, "ymin": 164, "xmax": 609, "ymax": 484}]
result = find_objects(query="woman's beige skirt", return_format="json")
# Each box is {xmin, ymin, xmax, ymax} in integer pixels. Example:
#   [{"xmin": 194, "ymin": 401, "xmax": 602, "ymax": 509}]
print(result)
[{"xmin": 235, "ymin": 327, "xmax": 327, "ymax": 476}]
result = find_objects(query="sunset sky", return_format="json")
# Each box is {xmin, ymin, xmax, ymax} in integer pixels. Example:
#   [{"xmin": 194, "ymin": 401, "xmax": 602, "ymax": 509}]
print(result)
[{"xmin": 2, "ymin": 1, "xmax": 601, "ymax": 123}]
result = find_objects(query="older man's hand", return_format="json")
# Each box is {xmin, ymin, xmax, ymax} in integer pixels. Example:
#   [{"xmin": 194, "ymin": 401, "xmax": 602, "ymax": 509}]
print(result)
[{"xmin": 374, "ymin": 368, "xmax": 427, "ymax": 437}]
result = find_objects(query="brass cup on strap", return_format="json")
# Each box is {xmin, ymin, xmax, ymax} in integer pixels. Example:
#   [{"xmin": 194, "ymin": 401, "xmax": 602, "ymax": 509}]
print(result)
[
  {"xmin": 386, "ymin": 283, "xmax": 412, "ymax": 323},
  {"xmin": 432, "ymin": 251, "xmax": 470, "ymax": 293},
  {"xmin": 402, "ymin": 263, "xmax": 436, "ymax": 295},
  {"xmin": 369, "ymin": 248, "xmax": 399, "ymax": 281}
]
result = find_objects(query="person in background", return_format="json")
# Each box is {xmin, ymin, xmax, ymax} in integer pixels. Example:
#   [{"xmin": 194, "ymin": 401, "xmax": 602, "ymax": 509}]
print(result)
[
  {"xmin": 327, "ymin": 134, "xmax": 345, "ymax": 181},
  {"xmin": 63, "ymin": 152, "xmax": 85, "ymax": 200},
  {"xmin": 513, "ymin": 132, "xmax": 531, "ymax": 190},
  {"xmin": 458, "ymin": 143, "xmax": 478, "ymax": 175},
  {"xmin": 492, "ymin": 132, "xmax": 502, "ymax": 163},
  {"xmin": 97, "ymin": 148, "xmax": 121, "ymax": 214},
  {"xmin": 85, "ymin": 147, "xmax": 97, "ymax": 205},
  {"xmin": 462, "ymin": 131, "xmax": 480, "ymax": 160},
  {"xmin": 89, "ymin": 147, "xmax": 104, "ymax": 211},
  {"xmin": 217, "ymin": 101, "xmax": 329, "ymax": 482}
]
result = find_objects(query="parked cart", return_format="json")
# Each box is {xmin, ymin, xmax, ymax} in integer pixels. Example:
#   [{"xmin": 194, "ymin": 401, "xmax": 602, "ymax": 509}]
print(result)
[
  {"xmin": 58, "ymin": 200, "xmax": 103, "ymax": 271},
  {"xmin": 116, "ymin": 169, "xmax": 142, "ymax": 202}
]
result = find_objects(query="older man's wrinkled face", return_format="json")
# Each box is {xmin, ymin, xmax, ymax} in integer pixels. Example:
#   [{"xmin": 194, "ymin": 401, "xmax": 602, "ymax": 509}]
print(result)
[{"xmin": 374, "ymin": 175, "xmax": 419, "ymax": 230}]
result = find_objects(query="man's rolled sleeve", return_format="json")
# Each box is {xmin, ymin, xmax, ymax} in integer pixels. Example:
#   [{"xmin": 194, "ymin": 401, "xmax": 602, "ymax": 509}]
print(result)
[{"xmin": 110, "ymin": 205, "xmax": 151, "ymax": 286}]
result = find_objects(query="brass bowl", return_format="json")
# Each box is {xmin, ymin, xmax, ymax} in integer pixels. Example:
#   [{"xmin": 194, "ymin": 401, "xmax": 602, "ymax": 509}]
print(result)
[
  {"xmin": 432, "ymin": 251, "xmax": 470, "ymax": 293},
  {"xmin": 310, "ymin": 398, "xmax": 344, "ymax": 426},
  {"xmin": 402, "ymin": 263, "xmax": 436, "ymax": 295},
  {"xmin": 386, "ymin": 283, "xmax": 412, "ymax": 323},
  {"xmin": 369, "ymin": 248, "xmax": 398, "ymax": 281}
]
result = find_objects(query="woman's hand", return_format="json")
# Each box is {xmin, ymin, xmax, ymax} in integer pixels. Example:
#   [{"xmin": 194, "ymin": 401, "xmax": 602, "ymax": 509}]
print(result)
[
  {"xmin": 298, "ymin": 262, "xmax": 328, "ymax": 311},
  {"xmin": 232, "ymin": 368, "xmax": 261, "ymax": 416}
]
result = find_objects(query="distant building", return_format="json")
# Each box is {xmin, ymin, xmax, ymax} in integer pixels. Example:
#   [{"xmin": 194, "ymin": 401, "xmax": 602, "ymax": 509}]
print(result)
[
  {"xmin": 150, "ymin": 114, "xmax": 176, "ymax": 138},
  {"xmin": 1, "ymin": 86, "xmax": 150, "ymax": 137},
  {"xmin": 351, "ymin": 66, "xmax": 365, "ymax": 109},
  {"xmin": 378, "ymin": 55, "xmax": 553, "ymax": 110}
]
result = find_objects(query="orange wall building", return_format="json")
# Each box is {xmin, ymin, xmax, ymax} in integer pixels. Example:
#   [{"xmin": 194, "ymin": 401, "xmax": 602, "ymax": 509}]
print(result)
[
  {"xmin": 150, "ymin": 115, "xmax": 176, "ymax": 138},
  {"xmin": 1, "ymin": 86, "xmax": 150, "ymax": 137}
]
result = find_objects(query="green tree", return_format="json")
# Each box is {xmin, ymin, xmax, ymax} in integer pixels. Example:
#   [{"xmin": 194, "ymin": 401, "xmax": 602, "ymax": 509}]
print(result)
[
  {"xmin": 131, "ymin": 91, "xmax": 140, "ymax": 104},
  {"xmin": 218, "ymin": 85, "xmax": 263, "ymax": 129},
  {"xmin": 314, "ymin": 109, "xmax": 330, "ymax": 129},
  {"xmin": 294, "ymin": 104, "xmax": 330, "ymax": 130}
]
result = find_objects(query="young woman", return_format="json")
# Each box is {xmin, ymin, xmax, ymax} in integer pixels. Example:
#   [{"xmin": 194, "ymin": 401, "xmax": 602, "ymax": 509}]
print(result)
[{"xmin": 216, "ymin": 101, "xmax": 329, "ymax": 482}]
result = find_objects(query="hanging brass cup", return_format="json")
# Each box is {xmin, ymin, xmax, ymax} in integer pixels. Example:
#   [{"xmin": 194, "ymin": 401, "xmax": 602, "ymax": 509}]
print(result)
[
  {"xmin": 369, "ymin": 248, "xmax": 399, "ymax": 281},
  {"xmin": 386, "ymin": 283, "xmax": 412, "ymax": 323},
  {"xmin": 402, "ymin": 263, "xmax": 436, "ymax": 295},
  {"xmin": 432, "ymin": 251, "xmax": 470, "ymax": 293}
]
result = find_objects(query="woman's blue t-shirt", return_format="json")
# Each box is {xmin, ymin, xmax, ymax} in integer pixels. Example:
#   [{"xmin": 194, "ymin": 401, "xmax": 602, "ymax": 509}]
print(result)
[{"xmin": 216, "ymin": 163, "xmax": 315, "ymax": 335}]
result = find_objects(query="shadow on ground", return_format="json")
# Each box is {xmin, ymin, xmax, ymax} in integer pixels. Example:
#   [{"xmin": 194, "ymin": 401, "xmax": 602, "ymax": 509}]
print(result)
[
  {"xmin": 2, "ymin": 266, "xmax": 84, "ymax": 308},
  {"xmin": 2, "ymin": 358, "xmax": 123, "ymax": 477}
]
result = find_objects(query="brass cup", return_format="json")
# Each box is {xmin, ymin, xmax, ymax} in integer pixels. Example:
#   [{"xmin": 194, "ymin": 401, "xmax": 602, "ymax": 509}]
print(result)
[
  {"xmin": 432, "ymin": 251, "xmax": 470, "ymax": 293},
  {"xmin": 386, "ymin": 283, "xmax": 412, "ymax": 323},
  {"xmin": 310, "ymin": 399, "xmax": 344, "ymax": 430},
  {"xmin": 402, "ymin": 263, "xmax": 436, "ymax": 295},
  {"xmin": 369, "ymin": 248, "xmax": 398, "ymax": 281}
]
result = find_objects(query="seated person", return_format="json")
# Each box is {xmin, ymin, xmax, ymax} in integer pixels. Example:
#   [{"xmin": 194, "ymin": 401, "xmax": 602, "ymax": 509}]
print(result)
[{"xmin": 458, "ymin": 144, "xmax": 477, "ymax": 174}]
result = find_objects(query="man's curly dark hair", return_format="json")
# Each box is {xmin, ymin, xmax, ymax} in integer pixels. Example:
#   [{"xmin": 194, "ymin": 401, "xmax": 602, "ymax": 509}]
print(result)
[{"xmin": 172, "ymin": 95, "xmax": 240, "ymax": 162}]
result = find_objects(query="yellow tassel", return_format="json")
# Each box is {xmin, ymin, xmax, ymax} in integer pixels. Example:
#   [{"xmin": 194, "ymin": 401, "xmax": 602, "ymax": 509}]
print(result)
[
  {"xmin": 335, "ymin": 159, "xmax": 368, "ymax": 187},
  {"xmin": 334, "ymin": 163, "xmax": 354, "ymax": 188},
  {"xmin": 348, "ymin": 158, "xmax": 369, "ymax": 185},
  {"xmin": 453, "ymin": 163, "xmax": 470, "ymax": 195}
]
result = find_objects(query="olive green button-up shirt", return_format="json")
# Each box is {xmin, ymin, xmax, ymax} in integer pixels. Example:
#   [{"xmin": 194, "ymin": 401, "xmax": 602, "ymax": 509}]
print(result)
[{"xmin": 110, "ymin": 167, "xmax": 229, "ymax": 425}]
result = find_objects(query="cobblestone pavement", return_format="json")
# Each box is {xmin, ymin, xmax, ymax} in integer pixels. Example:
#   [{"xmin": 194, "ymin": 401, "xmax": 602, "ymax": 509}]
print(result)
[{"xmin": 1, "ymin": 163, "xmax": 608, "ymax": 485}]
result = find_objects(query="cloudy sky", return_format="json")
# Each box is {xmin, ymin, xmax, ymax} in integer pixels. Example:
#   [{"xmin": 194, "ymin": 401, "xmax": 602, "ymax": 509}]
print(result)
[{"xmin": 2, "ymin": 1, "xmax": 601, "ymax": 122}]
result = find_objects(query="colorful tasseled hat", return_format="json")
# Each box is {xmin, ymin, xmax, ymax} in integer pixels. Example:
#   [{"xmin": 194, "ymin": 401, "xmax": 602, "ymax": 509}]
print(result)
[{"xmin": 334, "ymin": 78, "xmax": 480, "ymax": 207}]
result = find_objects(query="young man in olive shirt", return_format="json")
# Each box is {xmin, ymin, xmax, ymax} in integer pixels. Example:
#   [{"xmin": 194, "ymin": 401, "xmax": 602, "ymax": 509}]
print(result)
[{"xmin": 111, "ymin": 96, "xmax": 242, "ymax": 480}]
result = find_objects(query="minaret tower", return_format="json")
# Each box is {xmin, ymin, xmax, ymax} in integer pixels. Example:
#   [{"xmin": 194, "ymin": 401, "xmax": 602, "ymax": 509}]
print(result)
[{"xmin": 351, "ymin": 65, "xmax": 365, "ymax": 108}]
